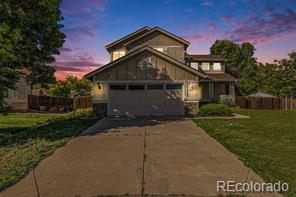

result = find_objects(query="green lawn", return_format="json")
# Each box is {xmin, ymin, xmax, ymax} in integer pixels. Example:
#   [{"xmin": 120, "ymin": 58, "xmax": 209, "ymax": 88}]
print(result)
[
  {"xmin": 0, "ymin": 113, "xmax": 97, "ymax": 191},
  {"xmin": 193, "ymin": 109, "xmax": 296, "ymax": 197}
]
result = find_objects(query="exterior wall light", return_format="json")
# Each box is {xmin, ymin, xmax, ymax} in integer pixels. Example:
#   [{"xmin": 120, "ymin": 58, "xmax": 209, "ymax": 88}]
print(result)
[{"xmin": 97, "ymin": 83, "xmax": 101, "ymax": 90}]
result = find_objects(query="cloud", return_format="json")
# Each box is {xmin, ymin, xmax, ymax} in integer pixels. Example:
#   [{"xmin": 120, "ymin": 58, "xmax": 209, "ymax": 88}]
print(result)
[
  {"xmin": 60, "ymin": 47, "xmax": 73, "ymax": 53},
  {"xmin": 52, "ymin": 46, "xmax": 103, "ymax": 80},
  {"xmin": 89, "ymin": 0, "xmax": 105, "ymax": 11},
  {"xmin": 53, "ymin": 61, "xmax": 101, "ymax": 69},
  {"xmin": 61, "ymin": 0, "xmax": 105, "ymax": 41},
  {"xmin": 61, "ymin": 0, "xmax": 105, "ymax": 14},
  {"xmin": 220, "ymin": 15, "xmax": 236, "ymax": 23},
  {"xmin": 53, "ymin": 65, "xmax": 85, "ymax": 72},
  {"xmin": 207, "ymin": 22, "xmax": 216, "ymax": 33},
  {"xmin": 223, "ymin": 8, "xmax": 296, "ymax": 45},
  {"xmin": 54, "ymin": 50, "xmax": 101, "ymax": 66},
  {"xmin": 52, "ymin": 0, "xmax": 106, "ymax": 80},
  {"xmin": 242, "ymin": 0, "xmax": 254, "ymax": 3},
  {"xmin": 51, "ymin": 59, "xmax": 102, "ymax": 80},
  {"xmin": 63, "ymin": 25, "xmax": 97, "ymax": 40},
  {"xmin": 201, "ymin": 0, "xmax": 213, "ymax": 6},
  {"xmin": 182, "ymin": 33, "xmax": 212, "ymax": 42},
  {"xmin": 163, "ymin": 0, "xmax": 176, "ymax": 5},
  {"xmin": 179, "ymin": 21, "xmax": 217, "ymax": 43},
  {"xmin": 263, "ymin": 4, "xmax": 275, "ymax": 13}
]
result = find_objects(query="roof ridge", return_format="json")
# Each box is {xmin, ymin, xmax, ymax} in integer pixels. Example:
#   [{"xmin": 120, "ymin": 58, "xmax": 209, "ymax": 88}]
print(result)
[
  {"xmin": 85, "ymin": 45, "xmax": 207, "ymax": 79},
  {"xmin": 105, "ymin": 26, "xmax": 151, "ymax": 49},
  {"xmin": 124, "ymin": 27, "xmax": 190, "ymax": 47}
]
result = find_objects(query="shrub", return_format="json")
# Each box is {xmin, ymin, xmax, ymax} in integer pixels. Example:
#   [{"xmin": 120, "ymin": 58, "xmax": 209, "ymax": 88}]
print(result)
[
  {"xmin": 0, "ymin": 101, "xmax": 12, "ymax": 115},
  {"xmin": 198, "ymin": 103, "xmax": 233, "ymax": 117},
  {"xmin": 219, "ymin": 95, "xmax": 236, "ymax": 107},
  {"xmin": 68, "ymin": 107, "xmax": 93, "ymax": 118}
]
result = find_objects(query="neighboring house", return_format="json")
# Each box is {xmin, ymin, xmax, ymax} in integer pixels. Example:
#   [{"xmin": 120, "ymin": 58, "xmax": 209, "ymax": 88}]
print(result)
[
  {"xmin": 85, "ymin": 26, "xmax": 236, "ymax": 116},
  {"xmin": 4, "ymin": 74, "xmax": 30, "ymax": 112}
]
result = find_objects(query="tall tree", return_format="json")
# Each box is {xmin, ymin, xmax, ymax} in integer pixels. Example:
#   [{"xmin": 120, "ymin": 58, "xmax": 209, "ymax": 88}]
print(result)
[
  {"xmin": 257, "ymin": 63, "xmax": 280, "ymax": 95},
  {"xmin": 0, "ymin": 0, "xmax": 65, "ymax": 112},
  {"xmin": 276, "ymin": 52, "xmax": 296, "ymax": 109},
  {"xmin": 210, "ymin": 40, "xmax": 258, "ymax": 95},
  {"xmin": 210, "ymin": 40, "xmax": 241, "ymax": 77}
]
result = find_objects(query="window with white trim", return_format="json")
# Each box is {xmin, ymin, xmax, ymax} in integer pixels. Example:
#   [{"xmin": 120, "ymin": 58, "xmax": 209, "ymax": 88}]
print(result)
[
  {"xmin": 112, "ymin": 50, "xmax": 126, "ymax": 61},
  {"xmin": 201, "ymin": 62, "xmax": 210, "ymax": 70},
  {"xmin": 154, "ymin": 47, "xmax": 164, "ymax": 53},
  {"xmin": 190, "ymin": 62, "xmax": 199, "ymax": 70},
  {"xmin": 213, "ymin": 62, "xmax": 222, "ymax": 70}
]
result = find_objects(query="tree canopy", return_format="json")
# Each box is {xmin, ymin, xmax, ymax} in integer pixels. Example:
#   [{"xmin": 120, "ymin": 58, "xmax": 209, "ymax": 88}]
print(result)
[
  {"xmin": 276, "ymin": 52, "xmax": 296, "ymax": 97},
  {"xmin": 48, "ymin": 76, "xmax": 92, "ymax": 98},
  {"xmin": 210, "ymin": 40, "xmax": 258, "ymax": 95},
  {"xmin": 0, "ymin": 0, "xmax": 65, "ymax": 112},
  {"xmin": 210, "ymin": 40, "xmax": 296, "ymax": 98}
]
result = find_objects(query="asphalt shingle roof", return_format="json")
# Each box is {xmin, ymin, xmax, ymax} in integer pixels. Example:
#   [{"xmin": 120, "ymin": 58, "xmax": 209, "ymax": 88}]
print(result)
[{"xmin": 185, "ymin": 54, "xmax": 226, "ymax": 61}]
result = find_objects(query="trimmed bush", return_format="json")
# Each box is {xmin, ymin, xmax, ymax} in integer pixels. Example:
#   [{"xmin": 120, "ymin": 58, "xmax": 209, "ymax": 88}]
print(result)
[
  {"xmin": 219, "ymin": 95, "xmax": 236, "ymax": 107},
  {"xmin": 68, "ymin": 107, "xmax": 93, "ymax": 118},
  {"xmin": 198, "ymin": 103, "xmax": 233, "ymax": 117}
]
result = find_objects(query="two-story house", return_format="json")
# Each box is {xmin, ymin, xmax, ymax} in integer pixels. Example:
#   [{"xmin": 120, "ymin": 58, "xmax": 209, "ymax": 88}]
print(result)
[{"xmin": 85, "ymin": 27, "xmax": 236, "ymax": 116}]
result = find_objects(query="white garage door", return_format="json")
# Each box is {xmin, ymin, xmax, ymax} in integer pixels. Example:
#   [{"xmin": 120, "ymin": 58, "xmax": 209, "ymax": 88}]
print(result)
[{"xmin": 108, "ymin": 84, "xmax": 184, "ymax": 116}]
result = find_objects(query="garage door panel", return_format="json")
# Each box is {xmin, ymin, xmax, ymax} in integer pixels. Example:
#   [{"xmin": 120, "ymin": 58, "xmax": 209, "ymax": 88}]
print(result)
[
  {"xmin": 108, "ymin": 84, "xmax": 183, "ymax": 116},
  {"xmin": 108, "ymin": 106, "xmax": 146, "ymax": 116}
]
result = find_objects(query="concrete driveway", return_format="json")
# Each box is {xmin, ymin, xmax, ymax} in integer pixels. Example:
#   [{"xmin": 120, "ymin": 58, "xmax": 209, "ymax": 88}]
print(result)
[{"xmin": 1, "ymin": 117, "xmax": 282, "ymax": 197}]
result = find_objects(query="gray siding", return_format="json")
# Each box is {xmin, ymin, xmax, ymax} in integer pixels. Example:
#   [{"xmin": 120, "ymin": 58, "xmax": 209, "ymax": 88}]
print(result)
[
  {"xmin": 126, "ymin": 31, "xmax": 185, "ymax": 62},
  {"xmin": 94, "ymin": 51, "xmax": 197, "ymax": 81}
]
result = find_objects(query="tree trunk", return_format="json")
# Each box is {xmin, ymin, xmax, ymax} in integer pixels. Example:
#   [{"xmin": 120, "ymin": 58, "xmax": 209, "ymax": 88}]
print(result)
[{"xmin": 291, "ymin": 96, "xmax": 293, "ymax": 110}]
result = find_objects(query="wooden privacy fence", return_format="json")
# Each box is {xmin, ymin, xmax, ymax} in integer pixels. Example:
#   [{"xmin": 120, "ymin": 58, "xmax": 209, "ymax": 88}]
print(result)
[
  {"xmin": 73, "ymin": 96, "xmax": 92, "ymax": 110},
  {"xmin": 28, "ymin": 95, "xmax": 92, "ymax": 112},
  {"xmin": 235, "ymin": 96, "xmax": 296, "ymax": 110}
]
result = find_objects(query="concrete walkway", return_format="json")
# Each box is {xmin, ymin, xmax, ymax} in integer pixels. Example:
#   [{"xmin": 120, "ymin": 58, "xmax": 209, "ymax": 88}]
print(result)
[{"xmin": 1, "ymin": 117, "xmax": 282, "ymax": 197}]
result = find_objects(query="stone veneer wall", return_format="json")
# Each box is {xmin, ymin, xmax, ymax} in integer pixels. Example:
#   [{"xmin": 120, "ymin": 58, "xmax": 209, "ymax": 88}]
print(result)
[
  {"xmin": 94, "ymin": 102, "xmax": 199, "ymax": 117},
  {"xmin": 93, "ymin": 103, "xmax": 107, "ymax": 117},
  {"xmin": 184, "ymin": 101, "xmax": 199, "ymax": 116}
]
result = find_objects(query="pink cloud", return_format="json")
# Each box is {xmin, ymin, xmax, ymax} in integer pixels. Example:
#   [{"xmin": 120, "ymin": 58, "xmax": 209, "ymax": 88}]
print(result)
[
  {"xmin": 54, "ymin": 0, "xmax": 106, "ymax": 80},
  {"xmin": 223, "ymin": 8, "xmax": 296, "ymax": 45},
  {"xmin": 60, "ymin": 47, "xmax": 73, "ymax": 53},
  {"xmin": 179, "ymin": 21, "xmax": 217, "ymax": 43},
  {"xmin": 52, "ymin": 47, "xmax": 103, "ymax": 80},
  {"xmin": 52, "ymin": 62, "xmax": 101, "ymax": 80},
  {"xmin": 61, "ymin": 0, "xmax": 105, "ymax": 14},
  {"xmin": 63, "ymin": 26, "xmax": 97, "ymax": 40},
  {"xmin": 53, "ymin": 65, "xmax": 86, "ymax": 72},
  {"xmin": 182, "ymin": 34, "xmax": 212, "ymax": 42},
  {"xmin": 89, "ymin": 0, "xmax": 106, "ymax": 11},
  {"xmin": 220, "ymin": 15, "xmax": 236, "ymax": 24},
  {"xmin": 207, "ymin": 22, "xmax": 216, "ymax": 33},
  {"xmin": 61, "ymin": 0, "xmax": 104, "ymax": 41}
]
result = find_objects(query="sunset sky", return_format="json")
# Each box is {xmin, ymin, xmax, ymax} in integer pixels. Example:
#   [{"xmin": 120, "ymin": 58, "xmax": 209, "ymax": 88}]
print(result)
[{"xmin": 53, "ymin": 0, "xmax": 296, "ymax": 80}]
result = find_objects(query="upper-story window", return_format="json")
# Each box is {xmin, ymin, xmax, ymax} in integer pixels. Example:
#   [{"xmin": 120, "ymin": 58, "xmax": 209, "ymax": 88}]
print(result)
[
  {"xmin": 201, "ymin": 62, "xmax": 210, "ymax": 70},
  {"xmin": 190, "ymin": 62, "xmax": 199, "ymax": 70},
  {"xmin": 154, "ymin": 47, "xmax": 165, "ymax": 53},
  {"xmin": 112, "ymin": 50, "xmax": 126, "ymax": 61},
  {"xmin": 213, "ymin": 62, "xmax": 222, "ymax": 71}
]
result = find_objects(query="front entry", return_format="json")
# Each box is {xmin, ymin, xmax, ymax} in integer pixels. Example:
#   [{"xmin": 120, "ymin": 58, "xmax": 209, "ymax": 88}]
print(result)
[{"xmin": 108, "ymin": 83, "xmax": 184, "ymax": 116}]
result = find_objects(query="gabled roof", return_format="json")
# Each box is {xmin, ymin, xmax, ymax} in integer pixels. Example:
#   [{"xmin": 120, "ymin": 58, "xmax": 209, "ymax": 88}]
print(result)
[
  {"xmin": 85, "ymin": 45, "xmax": 207, "ymax": 79},
  {"xmin": 105, "ymin": 27, "xmax": 151, "ymax": 51},
  {"xmin": 185, "ymin": 54, "xmax": 226, "ymax": 61},
  {"xmin": 247, "ymin": 92, "xmax": 277, "ymax": 98},
  {"xmin": 124, "ymin": 27, "xmax": 190, "ymax": 47}
]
